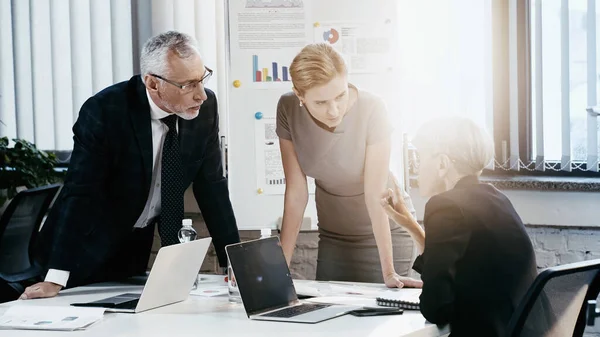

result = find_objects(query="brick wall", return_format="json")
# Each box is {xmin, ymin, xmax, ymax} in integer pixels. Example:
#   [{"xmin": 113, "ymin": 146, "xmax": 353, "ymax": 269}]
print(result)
[
  {"xmin": 526, "ymin": 226, "xmax": 600, "ymax": 336},
  {"xmin": 149, "ymin": 216, "xmax": 600, "ymax": 335},
  {"xmin": 526, "ymin": 227, "xmax": 600, "ymax": 268}
]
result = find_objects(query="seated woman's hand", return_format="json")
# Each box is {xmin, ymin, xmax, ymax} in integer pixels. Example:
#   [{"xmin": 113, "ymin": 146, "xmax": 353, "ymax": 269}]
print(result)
[{"xmin": 380, "ymin": 176, "xmax": 414, "ymax": 227}]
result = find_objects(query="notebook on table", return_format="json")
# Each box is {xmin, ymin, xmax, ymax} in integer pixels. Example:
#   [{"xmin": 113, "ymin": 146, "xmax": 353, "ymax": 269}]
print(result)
[{"xmin": 376, "ymin": 289, "xmax": 421, "ymax": 310}]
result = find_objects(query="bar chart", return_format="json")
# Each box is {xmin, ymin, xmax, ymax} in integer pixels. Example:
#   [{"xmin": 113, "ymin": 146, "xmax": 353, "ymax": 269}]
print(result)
[{"xmin": 252, "ymin": 55, "xmax": 291, "ymax": 82}]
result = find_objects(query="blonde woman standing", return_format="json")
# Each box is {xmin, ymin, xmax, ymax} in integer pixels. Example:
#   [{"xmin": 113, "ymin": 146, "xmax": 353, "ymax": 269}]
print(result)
[{"xmin": 276, "ymin": 43, "xmax": 420, "ymax": 287}]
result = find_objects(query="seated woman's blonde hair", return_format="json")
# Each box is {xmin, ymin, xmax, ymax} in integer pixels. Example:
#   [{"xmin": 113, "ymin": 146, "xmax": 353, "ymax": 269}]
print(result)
[
  {"xmin": 413, "ymin": 117, "xmax": 495, "ymax": 176},
  {"xmin": 289, "ymin": 43, "xmax": 347, "ymax": 96}
]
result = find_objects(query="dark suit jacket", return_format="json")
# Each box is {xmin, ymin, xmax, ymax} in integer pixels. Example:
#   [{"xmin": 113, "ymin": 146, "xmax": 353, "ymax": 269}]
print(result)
[
  {"xmin": 35, "ymin": 76, "xmax": 240, "ymax": 287},
  {"xmin": 412, "ymin": 176, "xmax": 537, "ymax": 337}
]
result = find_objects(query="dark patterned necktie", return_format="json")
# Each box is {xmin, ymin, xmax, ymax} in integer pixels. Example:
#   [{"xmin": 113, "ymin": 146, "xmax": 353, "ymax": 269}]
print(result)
[{"xmin": 159, "ymin": 114, "xmax": 184, "ymax": 246}]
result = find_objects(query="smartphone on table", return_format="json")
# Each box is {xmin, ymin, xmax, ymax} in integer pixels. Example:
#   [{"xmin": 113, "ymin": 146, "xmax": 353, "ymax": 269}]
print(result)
[{"xmin": 349, "ymin": 307, "xmax": 404, "ymax": 317}]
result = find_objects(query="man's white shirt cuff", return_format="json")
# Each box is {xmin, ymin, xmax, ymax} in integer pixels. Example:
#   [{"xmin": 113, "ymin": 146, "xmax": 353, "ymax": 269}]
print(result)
[{"xmin": 44, "ymin": 269, "xmax": 70, "ymax": 287}]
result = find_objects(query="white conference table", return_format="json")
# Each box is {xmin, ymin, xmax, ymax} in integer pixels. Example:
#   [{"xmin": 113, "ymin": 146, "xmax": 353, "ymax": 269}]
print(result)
[{"xmin": 0, "ymin": 275, "xmax": 449, "ymax": 337}]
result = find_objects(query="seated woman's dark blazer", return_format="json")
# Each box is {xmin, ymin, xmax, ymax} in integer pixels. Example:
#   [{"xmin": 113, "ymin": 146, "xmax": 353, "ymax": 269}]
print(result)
[{"xmin": 412, "ymin": 175, "xmax": 537, "ymax": 337}]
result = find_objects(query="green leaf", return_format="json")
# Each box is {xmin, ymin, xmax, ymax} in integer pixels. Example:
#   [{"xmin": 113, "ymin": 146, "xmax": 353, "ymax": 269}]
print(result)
[{"xmin": 0, "ymin": 138, "xmax": 63, "ymax": 192}]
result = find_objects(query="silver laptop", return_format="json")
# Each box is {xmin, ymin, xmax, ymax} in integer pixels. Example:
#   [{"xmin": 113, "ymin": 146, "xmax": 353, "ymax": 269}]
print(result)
[
  {"xmin": 71, "ymin": 238, "xmax": 211, "ymax": 313},
  {"xmin": 226, "ymin": 236, "xmax": 355, "ymax": 323}
]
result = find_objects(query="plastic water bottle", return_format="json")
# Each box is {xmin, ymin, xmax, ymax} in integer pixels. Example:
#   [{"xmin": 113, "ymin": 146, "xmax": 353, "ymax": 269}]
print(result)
[
  {"xmin": 260, "ymin": 228, "xmax": 271, "ymax": 239},
  {"xmin": 228, "ymin": 245, "xmax": 242, "ymax": 303},
  {"xmin": 227, "ymin": 259, "xmax": 241, "ymax": 303},
  {"xmin": 178, "ymin": 219, "xmax": 197, "ymax": 242},
  {"xmin": 178, "ymin": 219, "xmax": 199, "ymax": 289}
]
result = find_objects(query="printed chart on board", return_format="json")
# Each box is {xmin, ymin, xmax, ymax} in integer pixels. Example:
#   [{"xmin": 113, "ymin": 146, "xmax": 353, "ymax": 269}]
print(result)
[
  {"xmin": 255, "ymin": 117, "xmax": 315, "ymax": 195},
  {"xmin": 233, "ymin": 0, "xmax": 308, "ymax": 89},
  {"xmin": 313, "ymin": 21, "xmax": 393, "ymax": 73}
]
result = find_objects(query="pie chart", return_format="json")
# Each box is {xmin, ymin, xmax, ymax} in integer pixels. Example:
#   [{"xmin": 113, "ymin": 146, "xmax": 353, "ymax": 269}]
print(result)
[{"xmin": 322, "ymin": 28, "xmax": 339, "ymax": 44}]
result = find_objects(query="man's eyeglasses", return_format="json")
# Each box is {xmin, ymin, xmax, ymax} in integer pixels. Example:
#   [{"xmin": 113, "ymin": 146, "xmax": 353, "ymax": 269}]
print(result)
[{"xmin": 150, "ymin": 66, "xmax": 213, "ymax": 94}]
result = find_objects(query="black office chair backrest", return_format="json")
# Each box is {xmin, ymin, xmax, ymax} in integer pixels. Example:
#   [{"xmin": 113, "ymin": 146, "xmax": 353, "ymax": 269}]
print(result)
[
  {"xmin": 0, "ymin": 184, "xmax": 61, "ymax": 275},
  {"xmin": 508, "ymin": 259, "xmax": 600, "ymax": 337}
]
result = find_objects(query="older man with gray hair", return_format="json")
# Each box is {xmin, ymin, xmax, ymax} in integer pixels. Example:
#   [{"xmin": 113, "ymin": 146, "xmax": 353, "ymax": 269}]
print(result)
[{"xmin": 11, "ymin": 31, "xmax": 240, "ymax": 301}]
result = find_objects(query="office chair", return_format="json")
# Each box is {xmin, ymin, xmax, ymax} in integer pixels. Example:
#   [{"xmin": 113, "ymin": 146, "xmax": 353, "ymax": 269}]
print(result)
[
  {"xmin": 0, "ymin": 184, "xmax": 61, "ymax": 285},
  {"xmin": 507, "ymin": 259, "xmax": 600, "ymax": 337}
]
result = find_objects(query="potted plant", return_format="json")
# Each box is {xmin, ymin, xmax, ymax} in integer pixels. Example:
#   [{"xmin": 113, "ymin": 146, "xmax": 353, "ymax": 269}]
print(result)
[{"xmin": 0, "ymin": 137, "xmax": 64, "ymax": 211}]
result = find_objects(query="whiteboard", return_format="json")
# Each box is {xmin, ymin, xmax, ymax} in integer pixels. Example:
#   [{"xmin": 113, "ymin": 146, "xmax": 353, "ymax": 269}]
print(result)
[{"xmin": 225, "ymin": 0, "xmax": 403, "ymax": 229}]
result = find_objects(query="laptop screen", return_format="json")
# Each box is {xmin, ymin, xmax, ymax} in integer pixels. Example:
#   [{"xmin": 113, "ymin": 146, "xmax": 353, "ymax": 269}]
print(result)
[{"xmin": 226, "ymin": 236, "xmax": 297, "ymax": 316}]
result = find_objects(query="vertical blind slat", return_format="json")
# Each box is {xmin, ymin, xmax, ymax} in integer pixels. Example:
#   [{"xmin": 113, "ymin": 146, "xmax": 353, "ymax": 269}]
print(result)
[
  {"xmin": 110, "ymin": 0, "xmax": 133, "ymax": 83},
  {"xmin": 51, "ymin": 0, "xmax": 74, "ymax": 151},
  {"xmin": 90, "ymin": 0, "xmax": 114, "ymax": 93},
  {"xmin": 70, "ymin": 0, "xmax": 93, "ymax": 121},
  {"xmin": 484, "ymin": 0, "xmax": 494, "ymax": 170},
  {"xmin": 133, "ymin": 0, "xmax": 152, "ymax": 74},
  {"xmin": 534, "ymin": 0, "xmax": 545, "ymax": 171},
  {"xmin": 215, "ymin": 0, "xmax": 228, "ymax": 138},
  {"xmin": 508, "ymin": 0, "xmax": 520, "ymax": 170},
  {"xmin": 195, "ymin": 0, "xmax": 219, "ymax": 95},
  {"xmin": 151, "ymin": 0, "xmax": 174, "ymax": 36},
  {"xmin": 560, "ymin": 0, "xmax": 571, "ymax": 171},
  {"xmin": 31, "ymin": 0, "xmax": 56, "ymax": 150},
  {"xmin": 175, "ymin": 0, "xmax": 195, "ymax": 37},
  {"xmin": 0, "ymin": 0, "xmax": 17, "ymax": 140},
  {"xmin": 587, "ymin": 0, "xmax": 599, "ymax": 172},
  {"xmin": 12, "ymin": 0, "xmax": 34, "ymax": 142}
]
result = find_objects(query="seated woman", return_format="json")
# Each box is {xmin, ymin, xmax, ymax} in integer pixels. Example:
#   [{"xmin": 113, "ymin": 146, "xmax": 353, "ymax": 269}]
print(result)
[{"xmin": 381, "ymin": 117, "xmax": 537, "ymax": 336}]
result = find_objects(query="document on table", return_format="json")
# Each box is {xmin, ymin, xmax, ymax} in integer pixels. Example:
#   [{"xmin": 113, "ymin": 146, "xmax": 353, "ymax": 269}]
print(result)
[
  {"xmin": 305, "ymin": 296, "xmax": 378, "ymax": 308},
  {"xmin": 0, "ymin": 305, "xmax": 105, "ymax": 331},
  {"xmin": 293, "ymin": 280, "xmax": 386, "ymax": 298},
  {"xmin": 190, "ymin": 286, "xmax": 229, "ymax": 297}
]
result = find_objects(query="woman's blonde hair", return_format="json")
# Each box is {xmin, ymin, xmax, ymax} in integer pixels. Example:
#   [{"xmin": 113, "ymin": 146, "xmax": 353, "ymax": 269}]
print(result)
[
  {"xmin": 289, "ymin": 43, "xmax": 347, "ymax": 96},
  {"xmin": 413, "ymin": 117, "xmax": 495, "ymax": 176}
]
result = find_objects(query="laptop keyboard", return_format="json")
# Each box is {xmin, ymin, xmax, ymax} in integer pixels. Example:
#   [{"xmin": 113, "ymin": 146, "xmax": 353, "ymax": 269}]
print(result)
[
  {"xmin": 262, "ymin": 303, "xmax": 331, "ymax": 318},
  {"xmin": 115, "ymin": 299, "xmax": 139, "ymax": 310}
]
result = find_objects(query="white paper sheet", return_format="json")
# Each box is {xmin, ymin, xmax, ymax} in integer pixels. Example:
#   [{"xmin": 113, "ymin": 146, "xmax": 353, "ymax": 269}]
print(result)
[
  {"xmin": 313, "ymin": 21, "xmax": 393, "ymax": 73},
  {"xmin": 190, "ymin": 286, "xmax": 229, "ymax": 297},
  {"xmin": 295, "ymin": 280, "xmax": 422, "ymax": 309},
  {"xmin": 255, "ymin": 117, "xmax": 315, "ymax": 195},
  {"xmin": 293, "ymin": 280, "xmax": 332, "ymax": 297},
  {"xmin": 0, "ymin": 305, "xmax": 105, "ymax": 331},
  {"xmin": 231, "ymin": 0, "xmax": 308, "ymax": 89},
  {"xmin": 294, "ymin": 280, "xmax": 386, "ymax": 298},
  {"xmin": 305, "ymin": 296, "xmax": 377, "ymax": 308}
]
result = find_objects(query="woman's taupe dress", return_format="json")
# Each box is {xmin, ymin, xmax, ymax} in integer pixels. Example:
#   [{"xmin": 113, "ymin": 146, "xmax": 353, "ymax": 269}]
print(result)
[{"xmin": 276, "ymin": 86, "xmax": 416, "ymax": 282}]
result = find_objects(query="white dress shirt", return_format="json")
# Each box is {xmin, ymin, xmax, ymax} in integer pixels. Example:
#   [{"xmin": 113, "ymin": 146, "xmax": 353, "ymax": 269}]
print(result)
[{"xmin": 45, "ymin": 90, "xmax": 177, "ymax": 287}]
